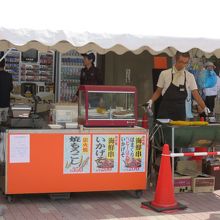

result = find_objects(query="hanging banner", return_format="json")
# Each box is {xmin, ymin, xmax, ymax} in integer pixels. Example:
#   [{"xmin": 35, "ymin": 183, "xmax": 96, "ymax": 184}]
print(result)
[
  {"xmin": 120, "ymin": 134, "xmax": 146, "ymax": 173},
  {"xmin": 92, "ymin": 135, "xmax": 118, "ymax": 173},
  {"xmin": 64, "ymin": 135, "xmax": 90, "ymax": 174}
]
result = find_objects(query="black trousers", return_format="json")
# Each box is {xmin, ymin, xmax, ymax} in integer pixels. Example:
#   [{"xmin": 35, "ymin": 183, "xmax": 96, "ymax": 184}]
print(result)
[{"xmin": 205, "ymin": 95, "xmax": 216, "ymax": 112}]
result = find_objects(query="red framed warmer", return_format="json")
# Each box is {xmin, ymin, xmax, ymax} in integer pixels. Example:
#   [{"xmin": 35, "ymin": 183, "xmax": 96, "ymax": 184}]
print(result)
[{"xmin": 78, "ymin": 85, "xmax": 138, "ymax": 127}]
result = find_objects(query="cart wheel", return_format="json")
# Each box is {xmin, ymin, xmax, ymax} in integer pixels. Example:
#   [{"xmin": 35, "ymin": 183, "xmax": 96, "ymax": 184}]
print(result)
[
  {"xmin": 135, "ymin": 190, "xmax": 143, "ymax": 198},
  {"xmin": 7, "ymin": 195, "xmax": 15, "ymax": 203}
]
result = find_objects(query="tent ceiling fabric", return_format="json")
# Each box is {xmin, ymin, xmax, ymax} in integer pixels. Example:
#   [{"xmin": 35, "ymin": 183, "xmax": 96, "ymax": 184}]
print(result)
[
  {"xmin": 1, "ymin": 27, "xmax": 220, "ymax": 57},
  {"xmin": 2, "ymin": 0, "xmax": 220, "ymax": 57}
]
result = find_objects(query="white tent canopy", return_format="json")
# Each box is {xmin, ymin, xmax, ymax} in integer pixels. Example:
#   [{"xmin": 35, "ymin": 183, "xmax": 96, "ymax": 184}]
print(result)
[
  {"xmin": 1, "ymin": 28, "xmax": 220, "ymax": 58},
  {"xmin": 1, "ymin": 0, "xmax": 220, "ymax": 57}
]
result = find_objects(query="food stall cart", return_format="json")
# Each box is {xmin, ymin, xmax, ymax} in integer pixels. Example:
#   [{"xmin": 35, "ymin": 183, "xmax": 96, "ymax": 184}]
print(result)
[
  {"xmin": 0, "ymin": 85, "xmax": 148, "ymax": 200},
  {"xmin": 1, "ymin": 3, "xmax": 220, "ymax": 201}
]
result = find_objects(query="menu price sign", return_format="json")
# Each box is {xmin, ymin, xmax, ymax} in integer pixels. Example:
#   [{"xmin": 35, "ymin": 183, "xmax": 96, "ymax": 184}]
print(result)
[
  {"xmin": 120, "ymin": 135, "xmax": 146, "ymax": 173},
  {"xmin": 9, "ymin": 134, "xmax": 30, "ymax": 163},
  {"xmin": 64, "ymin": 135, "xmax": 90, "ymax": 174},
  {"xmin": 92, "ymin": 135, "xmax": 118, "ymax": 173}
]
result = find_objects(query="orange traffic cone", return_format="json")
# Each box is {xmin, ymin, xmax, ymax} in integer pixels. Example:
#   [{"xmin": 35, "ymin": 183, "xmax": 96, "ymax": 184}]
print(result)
[{"xmin": 142, "ymin": 144, "xmax": 187, "ymax": 212}]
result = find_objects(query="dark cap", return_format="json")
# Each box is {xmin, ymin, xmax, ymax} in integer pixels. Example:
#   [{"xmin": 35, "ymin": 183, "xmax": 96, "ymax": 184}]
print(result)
[{"xmin": 82, "ymin": 52, "xmax": 95, "ymax": 62}]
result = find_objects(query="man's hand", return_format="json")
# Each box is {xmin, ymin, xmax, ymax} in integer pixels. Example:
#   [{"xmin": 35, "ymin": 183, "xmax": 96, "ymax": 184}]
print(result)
[
  {"xmin": 203, "ymin": 106, "xmax": 211, "ymax": 116},
  {"xmin": 146, "ymin": 99, "xmax": 153, "ymax": 109}
]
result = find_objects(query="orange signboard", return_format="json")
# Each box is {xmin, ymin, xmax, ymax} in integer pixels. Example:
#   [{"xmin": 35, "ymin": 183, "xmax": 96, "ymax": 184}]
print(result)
[{"xmin": 154, "ymin": 56, "xmax": 168, "ymax": 69}]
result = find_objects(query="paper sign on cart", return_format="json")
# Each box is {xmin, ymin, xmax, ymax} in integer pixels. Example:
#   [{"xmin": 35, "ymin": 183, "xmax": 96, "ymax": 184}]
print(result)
[
  {"xmin": 92, "ymin": 135, "xmax": 119, "ymax": 173},
  {"xmin": 64, "ymin": 135, "xmax": 90, "ymax": 174},
  {"xmin": 120, "ymin": 134, "xmax": 146, "ymax": 173},
  {"xmin": 9, "ymin": 134, "xmax": 30, "ymax": 163}
]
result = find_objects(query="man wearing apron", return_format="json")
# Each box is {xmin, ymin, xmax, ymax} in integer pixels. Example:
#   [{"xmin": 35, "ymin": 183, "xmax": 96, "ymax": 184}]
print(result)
[{"xmin": 147, "ymin": 51, "xmax": 210, "ymax": 120}]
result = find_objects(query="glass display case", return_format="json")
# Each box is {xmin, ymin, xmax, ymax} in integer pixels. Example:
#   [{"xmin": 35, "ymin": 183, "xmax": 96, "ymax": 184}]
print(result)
[{"xmin": 78, "ymin": 85, "xmax": 137, "ymax": 127}]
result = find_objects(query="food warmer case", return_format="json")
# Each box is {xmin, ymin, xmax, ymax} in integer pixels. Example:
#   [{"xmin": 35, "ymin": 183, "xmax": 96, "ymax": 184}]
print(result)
[{"xmin": 78, "ymin": 85, "xmax": 137, "ymax": 127}]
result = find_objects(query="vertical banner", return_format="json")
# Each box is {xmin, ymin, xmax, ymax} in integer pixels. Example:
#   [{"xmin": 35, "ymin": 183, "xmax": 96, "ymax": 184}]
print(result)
[
  {"xmin": 64, "ymin": 135, "xmax": 90, "ymax": 174},
  {"xmin": 120, "ymin": 134, "xmax": 146, "ymax": 172},
  {"xmin": 92, "ymin": 135, "xmax": 118, "ymax": 173}
]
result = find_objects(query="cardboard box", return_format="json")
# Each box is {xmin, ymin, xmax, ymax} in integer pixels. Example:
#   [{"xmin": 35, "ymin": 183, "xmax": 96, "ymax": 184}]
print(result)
[
  {"xmin": 192, "ymin": 175, "xmax": 215, "ymax": 193},
  {"xmin": 174, "ymin": 174, "xmax": 192, "ymax": 193},
  {"xmin": 176, "ymin": 160, "xmax": 202, "ymax": 177},
  {"xmin": 203, "ymin": 160, "xmax": 220, "ymax": 190}
]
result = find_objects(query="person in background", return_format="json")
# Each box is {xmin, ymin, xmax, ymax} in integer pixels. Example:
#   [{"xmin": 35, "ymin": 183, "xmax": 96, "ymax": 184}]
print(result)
[
  {"xmin": 80, "ymin": 52, "xmax": 103, "ymax": 86},
  {"xmin": 73, "ymin": 52, "xmax": 104, "ymax": 106},
  {"xmin": 203, "ymin": 62, "xmax": 220, "ymax": 113},
  {"xmin": 147, "ymin": 51, "xmax": 210, "ymax": 120},
  {"xmin": 0, "ymin": 55, "xmax": 13, "ymax": 124}
]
